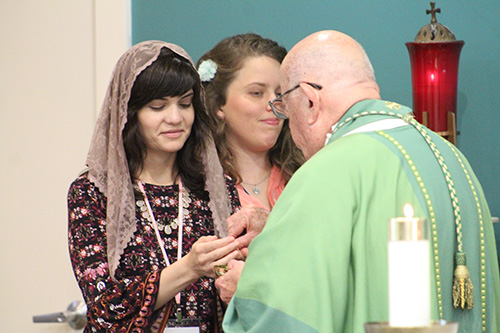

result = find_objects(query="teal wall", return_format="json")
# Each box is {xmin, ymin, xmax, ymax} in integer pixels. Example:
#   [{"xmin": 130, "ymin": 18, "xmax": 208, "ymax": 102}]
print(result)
[{"xmin": 132, "ymin": 0, "xmax": 500, "ymax": 218}]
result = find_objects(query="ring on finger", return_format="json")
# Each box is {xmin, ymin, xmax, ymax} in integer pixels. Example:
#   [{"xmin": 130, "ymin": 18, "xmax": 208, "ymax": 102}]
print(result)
[{"xmin": 213, "ymin": 264, "xmax": 228, "ymax": 277}]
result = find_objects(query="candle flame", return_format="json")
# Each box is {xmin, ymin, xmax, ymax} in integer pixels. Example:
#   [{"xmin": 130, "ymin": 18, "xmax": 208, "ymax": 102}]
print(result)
[
  {"xmin": 403, "ymin": 204, "xmax": 414, "ymax": 218},
  {"xmin": 430, "ymin": 73, "xmax": 436, "ymax": 81}
]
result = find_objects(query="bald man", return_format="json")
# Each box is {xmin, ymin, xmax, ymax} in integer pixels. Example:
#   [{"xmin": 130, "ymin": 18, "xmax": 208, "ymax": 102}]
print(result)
[{"xmin": 222, "ymin": 31, "xmax": 500, "ymax": 332}]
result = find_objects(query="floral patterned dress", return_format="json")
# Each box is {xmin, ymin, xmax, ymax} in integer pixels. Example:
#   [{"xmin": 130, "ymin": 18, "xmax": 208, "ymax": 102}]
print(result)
[{"xmin": 68, "ymin": 173, "xmax": 240, "ymax": 332}]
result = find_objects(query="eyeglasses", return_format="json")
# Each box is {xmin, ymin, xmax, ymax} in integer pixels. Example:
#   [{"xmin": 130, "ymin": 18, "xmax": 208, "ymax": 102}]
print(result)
[{"xmin": 269, "ymin": 82, "xmax": 323, "ymax": 119}]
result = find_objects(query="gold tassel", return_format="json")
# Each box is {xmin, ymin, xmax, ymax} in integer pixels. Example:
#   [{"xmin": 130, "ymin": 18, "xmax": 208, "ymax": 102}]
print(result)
[{"xmin": 452, "ymin": 252, "xmax": 474, "ymax": 309}]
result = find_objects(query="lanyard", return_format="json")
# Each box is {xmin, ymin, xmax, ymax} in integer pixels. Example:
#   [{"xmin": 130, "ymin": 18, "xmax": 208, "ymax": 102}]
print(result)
[{"xmin": 137, "ymin": 179, "xmax": 184, "ymax": 304}]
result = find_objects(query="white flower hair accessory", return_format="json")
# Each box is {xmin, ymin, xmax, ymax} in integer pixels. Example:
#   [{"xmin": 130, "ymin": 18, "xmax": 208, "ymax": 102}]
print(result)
[{"xmin": 198, "ymin": 59, "xmax": 218, "ymax": 82}]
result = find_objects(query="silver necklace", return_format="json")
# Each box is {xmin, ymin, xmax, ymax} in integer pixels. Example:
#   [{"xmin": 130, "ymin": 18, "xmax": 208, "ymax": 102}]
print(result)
[
  {"xmin": 241, "ymin": 172, "xmax": 271, "ymax": 195},
  {"xmin": 135, "ymin": 180, "xmax": 187, "ymax": 305},
  {"xmin": 135, "ymin": 181, "xmax": 191, "ymax": 235}
]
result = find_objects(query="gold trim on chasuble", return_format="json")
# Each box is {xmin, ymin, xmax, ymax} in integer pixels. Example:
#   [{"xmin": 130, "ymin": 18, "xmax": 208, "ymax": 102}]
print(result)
[
  {"xmin": 331, "ymin": 102, "xmax": 487, "ymax": 331},
  {"xmin": 377, "ymin": 130, "xmax": 444, "ymax": 320},
  {"xmin": 377, "ymin": 130, "xmax": 487, "ymax": 331}
]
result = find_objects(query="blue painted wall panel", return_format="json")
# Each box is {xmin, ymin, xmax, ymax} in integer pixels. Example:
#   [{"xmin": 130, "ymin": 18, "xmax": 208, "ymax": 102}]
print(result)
[{"xmin": 132, "ymin": 0, "xmax": 500, "ymax": 221}]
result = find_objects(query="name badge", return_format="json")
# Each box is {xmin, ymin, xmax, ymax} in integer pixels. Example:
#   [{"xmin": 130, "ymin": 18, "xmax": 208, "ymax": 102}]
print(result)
[
  {"xmin": 163, "ymin": 328, "xmax": 200, "ymax": 333},
  {"xmin": 163, "ymin": 318, "xmax": 201, "ymax": 333}
]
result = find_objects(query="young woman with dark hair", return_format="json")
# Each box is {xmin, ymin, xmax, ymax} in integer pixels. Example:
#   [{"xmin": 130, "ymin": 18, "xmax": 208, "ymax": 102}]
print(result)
[{"xmin": 68, "ymin": 41, "xmax": 240, "ymax": 332}]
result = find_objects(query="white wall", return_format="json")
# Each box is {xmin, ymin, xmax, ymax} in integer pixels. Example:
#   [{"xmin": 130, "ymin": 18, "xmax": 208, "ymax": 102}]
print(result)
[{"xmin": 0, "ymin": 1, "xmax": 130, "ymax": 331}]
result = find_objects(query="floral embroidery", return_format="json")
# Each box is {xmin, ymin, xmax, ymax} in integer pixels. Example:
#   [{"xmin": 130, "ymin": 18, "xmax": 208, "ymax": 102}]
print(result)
[{"xmin": 68, "ymin": 173, "xmax": 239, "ymax": 332}]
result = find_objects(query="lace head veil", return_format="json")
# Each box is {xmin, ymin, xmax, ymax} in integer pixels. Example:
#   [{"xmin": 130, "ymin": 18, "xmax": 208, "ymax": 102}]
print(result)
[{"xmin": 86, "ymin": 41, "xmax": 230, "ymax": 281}]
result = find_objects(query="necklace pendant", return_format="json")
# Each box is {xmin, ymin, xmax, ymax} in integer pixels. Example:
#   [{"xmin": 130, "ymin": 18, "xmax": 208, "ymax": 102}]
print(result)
[
  {"xmin": 165, "ymin": 225, "xmax": 172, "ymax": 235},
  {"xmin": 252, "ymin": 185, "xmax": 261, "ymax": 195}
]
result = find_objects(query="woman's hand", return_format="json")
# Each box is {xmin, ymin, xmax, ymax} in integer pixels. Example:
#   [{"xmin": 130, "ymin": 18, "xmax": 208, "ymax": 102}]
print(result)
[
  {"xmin": 184, "ymin": 236, "xmax": 242, "ymax": 279},
  {"xmin": 227, "ymin": 205, "xmax": 269, "ymax": 256},
  {"xmin": 156, "ymin": 236, "xmax": 241, "ymax": 309}
]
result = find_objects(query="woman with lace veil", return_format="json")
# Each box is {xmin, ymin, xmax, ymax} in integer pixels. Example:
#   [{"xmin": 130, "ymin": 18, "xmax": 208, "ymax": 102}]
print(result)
[{"xmin": 67, "ymin": 41, "xmax": 241, "ymax": 332}]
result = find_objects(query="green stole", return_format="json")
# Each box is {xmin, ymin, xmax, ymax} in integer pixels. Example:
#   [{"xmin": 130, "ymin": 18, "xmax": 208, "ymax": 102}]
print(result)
[{"xmin": 328, "ymin": 99, "xmax": 494, "ymax": 331}]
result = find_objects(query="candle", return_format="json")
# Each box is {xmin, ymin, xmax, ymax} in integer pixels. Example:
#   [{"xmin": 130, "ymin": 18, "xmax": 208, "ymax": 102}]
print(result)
[{"xmin": 388, "ymin": 204, "xmax": 431, "ymax": 327}]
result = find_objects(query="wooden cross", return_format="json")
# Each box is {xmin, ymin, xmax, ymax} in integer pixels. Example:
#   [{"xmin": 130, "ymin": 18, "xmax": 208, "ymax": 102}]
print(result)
[{"xmin": 426, "ymin": 2, "xmax": 441, "ymax": 24}]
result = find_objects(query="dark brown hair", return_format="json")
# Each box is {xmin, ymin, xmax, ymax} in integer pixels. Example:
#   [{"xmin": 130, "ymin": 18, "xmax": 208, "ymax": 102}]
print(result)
[{"xmin": 123, "ymin": 47, "xmax": 213, "ymax": 199}]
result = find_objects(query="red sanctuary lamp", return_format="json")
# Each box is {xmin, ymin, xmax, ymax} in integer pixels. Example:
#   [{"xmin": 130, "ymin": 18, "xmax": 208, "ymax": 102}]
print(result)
[{"xmin": 406, "ymin": 2, "xmax": 464, "ymax": 145}]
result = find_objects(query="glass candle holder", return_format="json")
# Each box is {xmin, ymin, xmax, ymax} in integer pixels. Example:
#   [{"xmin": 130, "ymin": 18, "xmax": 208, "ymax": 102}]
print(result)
[{"xmin": 406, "ymin": 41, "xmax": 464, "ymax": 132}]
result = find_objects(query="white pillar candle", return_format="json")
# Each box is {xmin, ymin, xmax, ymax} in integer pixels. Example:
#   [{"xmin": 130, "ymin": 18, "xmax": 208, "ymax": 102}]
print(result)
[{"xmin": 388, "ymin": 204, "xmax": 431, "ymax": 327}]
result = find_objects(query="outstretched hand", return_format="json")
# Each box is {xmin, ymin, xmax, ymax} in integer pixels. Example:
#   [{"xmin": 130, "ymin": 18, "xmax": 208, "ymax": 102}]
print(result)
[{"xmin": 227, "ymin": 205, "xmax": 269, "ymax": 257}]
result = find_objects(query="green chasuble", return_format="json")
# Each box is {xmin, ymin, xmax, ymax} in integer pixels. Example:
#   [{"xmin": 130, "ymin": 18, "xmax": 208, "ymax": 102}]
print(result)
[{"xmin": 223, "ymin": 100, "xmax": 500, "ymax": 332}]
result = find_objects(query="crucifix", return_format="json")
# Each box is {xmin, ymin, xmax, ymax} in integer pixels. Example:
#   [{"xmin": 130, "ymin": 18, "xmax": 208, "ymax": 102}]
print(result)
[{"xmin": 426, "ymin": 2, "xmax": 441, "ymax": 24}]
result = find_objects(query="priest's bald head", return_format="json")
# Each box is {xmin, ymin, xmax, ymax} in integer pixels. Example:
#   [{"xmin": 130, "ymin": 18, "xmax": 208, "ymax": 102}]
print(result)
[{"xmin": 280, "ymin": 30, "xmax": 381, "ymax": 159}]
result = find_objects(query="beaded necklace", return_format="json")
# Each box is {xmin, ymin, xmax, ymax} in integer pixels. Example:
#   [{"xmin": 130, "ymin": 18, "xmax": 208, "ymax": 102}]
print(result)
[{"xmin": 136, "ymin": 179, "xmax": 185, "ymax": 304}]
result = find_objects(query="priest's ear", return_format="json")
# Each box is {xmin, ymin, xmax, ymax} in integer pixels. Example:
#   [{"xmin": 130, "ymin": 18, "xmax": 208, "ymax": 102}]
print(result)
[{"xmin": 300, "ymin": 82, "xmax": 322, "ymax": 125}]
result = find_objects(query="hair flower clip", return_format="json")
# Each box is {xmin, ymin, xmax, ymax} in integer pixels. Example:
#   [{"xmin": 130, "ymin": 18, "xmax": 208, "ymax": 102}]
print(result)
[{"xmin": 198, "ymin": 59, "xmax": 218, "ymax": 82}]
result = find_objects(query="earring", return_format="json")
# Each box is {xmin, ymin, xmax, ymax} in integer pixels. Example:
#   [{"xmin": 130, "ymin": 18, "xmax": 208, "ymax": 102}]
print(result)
[{"xmin": 217, "ymin": 110, "xmax": 225, "ymax": 120}]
